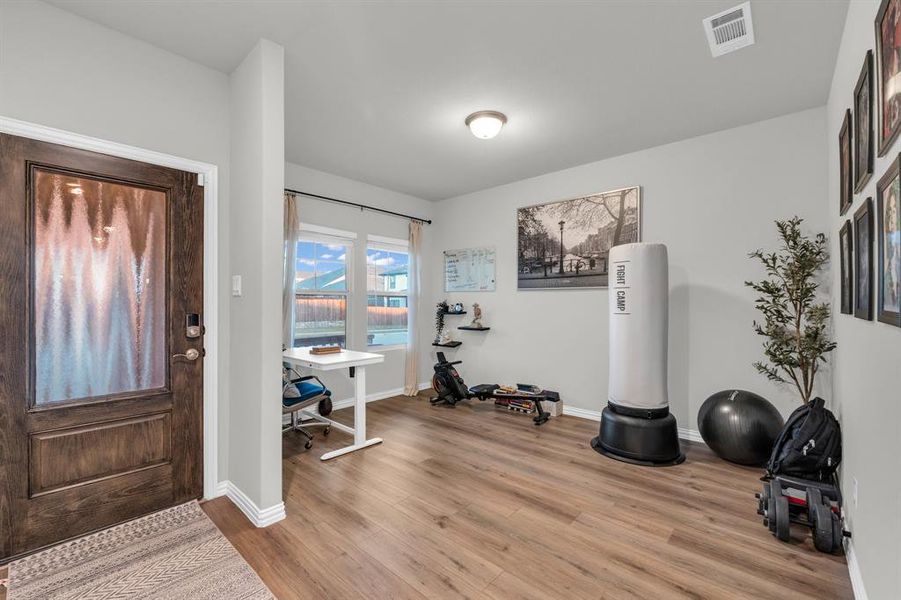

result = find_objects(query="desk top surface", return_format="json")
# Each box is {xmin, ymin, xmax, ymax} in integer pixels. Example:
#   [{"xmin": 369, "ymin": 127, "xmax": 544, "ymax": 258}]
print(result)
[{"xmin": 282, "ymin": 347, "xmax": 385, "ymax": 370}]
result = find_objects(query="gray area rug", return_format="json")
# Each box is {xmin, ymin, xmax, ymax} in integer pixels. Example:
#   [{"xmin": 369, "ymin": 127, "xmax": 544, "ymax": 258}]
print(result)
[{"xmin": 7, "ymin": 501, "xmax": 273, "ymax": 599}]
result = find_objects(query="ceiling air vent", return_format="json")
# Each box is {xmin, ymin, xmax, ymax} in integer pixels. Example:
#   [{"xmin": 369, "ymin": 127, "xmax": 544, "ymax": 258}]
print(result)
[{"xmin": 703, "ymin": 2, "xmax": 755, "ymax": 57}]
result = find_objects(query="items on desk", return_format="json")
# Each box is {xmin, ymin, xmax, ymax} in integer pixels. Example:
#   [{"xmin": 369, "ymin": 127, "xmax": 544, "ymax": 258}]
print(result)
[{"xmin": 310, "ymin": 345, "xmax": 342, "ymax": 355}]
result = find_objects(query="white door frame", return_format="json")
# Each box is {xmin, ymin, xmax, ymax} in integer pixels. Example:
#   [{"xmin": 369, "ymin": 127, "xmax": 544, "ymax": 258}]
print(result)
[{"xmin": 0, "ymin": 116, "xmax": 220, "ymax": 500}]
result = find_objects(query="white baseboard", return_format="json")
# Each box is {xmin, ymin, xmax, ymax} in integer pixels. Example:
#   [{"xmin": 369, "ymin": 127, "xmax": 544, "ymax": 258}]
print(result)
[
  {"xmin": 844, "ymin": 538, "xmax": 868, "ymax": 600},
  {"xmin": 677, "ymin": 427, "xmax": 705, "ymax": 444},
  {"xmin": 329, "ymin": 381, "xmax": 430, "ymax": 411},
  {"xmin": 562, "ymin": 405, "xmax": 603, "ymax": 421},
  {"xmin": 282, "ymin": 382, "xmax": 431, "ymax": 424},
  {"xmin": 216, "ymin": 480, "xmax": 286, "ymax": 528},
  {"xmin": 212, "ymin": 480, "xmax": 229, "ymax": 499},
  {"xmin": 562, "ymin": 405, "xmax": 705, "ymax": 445}
]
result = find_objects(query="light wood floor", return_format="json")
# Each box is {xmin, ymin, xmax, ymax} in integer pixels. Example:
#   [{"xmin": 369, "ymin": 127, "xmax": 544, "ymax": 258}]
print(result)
[{"xmin": 204, "ymin": 393, "xmax": 852, "ymax": 600}]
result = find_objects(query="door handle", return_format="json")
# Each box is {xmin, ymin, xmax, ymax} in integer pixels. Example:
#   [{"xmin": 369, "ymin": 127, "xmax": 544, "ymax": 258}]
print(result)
[{"xmin": 172, "ymin": 348, "xmax": 201, "ymax": 361}]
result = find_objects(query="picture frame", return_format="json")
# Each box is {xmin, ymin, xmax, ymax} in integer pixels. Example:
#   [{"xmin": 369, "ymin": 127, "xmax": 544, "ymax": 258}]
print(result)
[
  {"xmin": 854, "ymin": 197, "xmax": 874, "ymax": 320},
  {"xmin": 877, "ymin": 155, "xmax": 901, "ymax": 325},
  {"xmin": 854, "ymin": 50, "xmax": 874, "ymax": 192},
  {"xmin": 876, "ymin": 0, "xmax": 901, "ymax": 156},
  {"xmin": 839, "ymin": 220, "xmax": 853, "ymax": 315},
  {"xmin": 516, "ymin": 186, "xmax": 641, "ymax": 289},
  {"xmin": 839, "ymin": 109, "xmax": 853, "ymax": 216}
]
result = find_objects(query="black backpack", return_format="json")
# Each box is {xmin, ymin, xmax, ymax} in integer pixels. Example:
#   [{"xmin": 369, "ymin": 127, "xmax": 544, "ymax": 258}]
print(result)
[{"xmin": 766, "ymin": 397, "xmax": 841, "ymax": 481}]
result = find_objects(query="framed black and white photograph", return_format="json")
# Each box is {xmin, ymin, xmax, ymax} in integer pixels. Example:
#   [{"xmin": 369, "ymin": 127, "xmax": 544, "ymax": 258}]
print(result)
[
  {"xmin": 877, "ymin": 156, "xmax": 901, "ymax": 325},
  {"xmin": 840, "ymin": 220, "xmax": 853, "ymax": 315},
  {"xmin": 840, "ymin": 109, "xmax": 853, "ymax": 215},
  {"xmin": 854, "ymin": 197, "xmax": 874, "ymax": 320},
  {"xmin": 516, "ymin": 186, "xmax": 640, "ymax": 289},
  {"xmin": 855, "ymin": 50, "xmax": 874, "ymax": 192},
  {"xmin": 876, "ymin": 0, "xmax": 901, "ymax": 155}
]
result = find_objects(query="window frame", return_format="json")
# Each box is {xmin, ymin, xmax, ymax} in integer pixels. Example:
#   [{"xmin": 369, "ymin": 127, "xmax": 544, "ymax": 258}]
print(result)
[
  {"xmin": 366, "ymin": 235, "xmax": 410, "ymax": 350},
  {"xmin": 292, "ymin": 225, "xmax": 356, "ymax": 349}
]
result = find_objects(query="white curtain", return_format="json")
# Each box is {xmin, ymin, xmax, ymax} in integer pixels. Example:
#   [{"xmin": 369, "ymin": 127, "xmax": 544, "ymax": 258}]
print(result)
[
  {"xmin": 283, "ymin": 193, "xmax": 300, "ymax": 349},
  {"xmin": 404, "ymin": 220, "xmax": 422, "ymax": 396}
]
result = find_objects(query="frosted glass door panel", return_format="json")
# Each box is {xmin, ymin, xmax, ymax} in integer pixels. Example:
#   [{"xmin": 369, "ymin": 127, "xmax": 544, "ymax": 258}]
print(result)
[{"xmin": 33, "ymin": 170, "xmax": 168, "ymax": 405}]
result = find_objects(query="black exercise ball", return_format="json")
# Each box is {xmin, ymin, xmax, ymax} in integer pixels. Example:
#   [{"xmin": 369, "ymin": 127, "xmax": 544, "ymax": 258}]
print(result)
[{"xmin": 697, "ymin": 390, "xmax": 784, "ymax": 466}]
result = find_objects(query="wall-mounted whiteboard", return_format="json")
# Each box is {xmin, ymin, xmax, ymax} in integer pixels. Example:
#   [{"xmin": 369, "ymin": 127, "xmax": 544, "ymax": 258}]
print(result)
[{"xmin": 444, "ymin": 247, "xmax": 496, "ymax": 292}]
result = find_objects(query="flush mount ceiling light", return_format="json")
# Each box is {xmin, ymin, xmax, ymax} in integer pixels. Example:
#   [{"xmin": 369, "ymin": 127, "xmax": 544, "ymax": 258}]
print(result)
[{"xmin": 465, "ymin": 110, "xmax": 507, "ymax": 139}]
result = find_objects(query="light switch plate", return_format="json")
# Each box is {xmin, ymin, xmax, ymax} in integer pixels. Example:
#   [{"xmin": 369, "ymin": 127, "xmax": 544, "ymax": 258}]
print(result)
[{"xmin": 232, "ymin": 275, "xmax": 242, "ymax": 297}]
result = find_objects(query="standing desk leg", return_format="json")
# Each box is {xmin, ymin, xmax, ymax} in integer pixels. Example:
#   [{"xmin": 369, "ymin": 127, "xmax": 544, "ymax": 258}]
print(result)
[{"xmin": 319, "ymin": 365, "xmax": 383, "ymax": 461}]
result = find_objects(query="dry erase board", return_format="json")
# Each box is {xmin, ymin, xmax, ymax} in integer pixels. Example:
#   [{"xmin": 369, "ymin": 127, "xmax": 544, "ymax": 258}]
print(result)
[{"xmin": 444, "ymin": 247, "xmax": 496, "ymax": 292}]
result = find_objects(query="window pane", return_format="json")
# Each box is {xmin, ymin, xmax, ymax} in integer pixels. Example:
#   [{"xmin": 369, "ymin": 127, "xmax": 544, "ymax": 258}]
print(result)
[
  {"xmin": 33, "ymin": 170, "xmax": 167, "ymax": 405},
  {"xmin": 367, "ymin": 294, "xmax": 408, "ymax": 346},
  {"xmin": 367, "ymin": 247, "xmax": 409, "ymax": 293},
  {"xmin": 295, "ymin": 240, "xmax": 348, "ymax": 292},
  {"xmin": 294, "ymin": 294, "xmax": 346, "ymax": 347}
]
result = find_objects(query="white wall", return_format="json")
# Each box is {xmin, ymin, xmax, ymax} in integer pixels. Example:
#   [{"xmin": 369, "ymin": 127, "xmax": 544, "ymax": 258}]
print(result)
[
  {"xmin": 827, "ymin": 2, "xmax": 901, "ymax": 598},
  {"xmin": 429, "ymin": 108, "xmax": 829, "ymax": 434},
  {"xmin": 228, "ymin": 39, "xmax": 285, "ymax": 512},
  {"xmin": 0, "ymin": 0, "xmax": 431, "ymax": 514},
  {"xmin": 0, "ymin": 0, "xmax": 233, "ymax": 482},
  {"xmin": 285, "ymin": 162, "xmax": 436, "ymax": 400}
]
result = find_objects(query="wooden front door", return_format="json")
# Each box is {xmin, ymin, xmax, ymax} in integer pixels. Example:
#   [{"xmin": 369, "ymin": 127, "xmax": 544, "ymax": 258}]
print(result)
[{"xmin": 0, "ymin": 134, "xmax": 204, "ymax": 561}]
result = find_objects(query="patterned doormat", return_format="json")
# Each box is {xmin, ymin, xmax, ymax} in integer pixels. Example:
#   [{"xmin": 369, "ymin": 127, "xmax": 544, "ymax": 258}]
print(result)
[{"xmin": 6, "ymin": 501, "xmax": 273, "ymax": 599}]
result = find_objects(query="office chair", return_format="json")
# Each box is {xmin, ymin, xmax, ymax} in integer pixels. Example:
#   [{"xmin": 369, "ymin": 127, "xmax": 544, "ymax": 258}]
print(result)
[{"xmin": 283, "ymin": 365, "xmax": 332, "ymax": 450}]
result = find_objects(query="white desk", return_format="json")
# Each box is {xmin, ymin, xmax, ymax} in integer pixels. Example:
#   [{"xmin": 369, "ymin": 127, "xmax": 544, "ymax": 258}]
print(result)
[{"xmin": 282, "ymin": 347, "xmax": 385, "ymax": 461}]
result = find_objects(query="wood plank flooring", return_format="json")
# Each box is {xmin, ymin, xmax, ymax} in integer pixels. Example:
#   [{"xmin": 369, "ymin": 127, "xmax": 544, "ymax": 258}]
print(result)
[{"xmin": 205, "ymin": 393, "xmax": 852, "ymax": 599}]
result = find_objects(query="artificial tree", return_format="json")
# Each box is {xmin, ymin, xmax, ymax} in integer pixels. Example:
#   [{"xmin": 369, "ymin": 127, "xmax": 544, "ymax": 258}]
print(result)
[{"xmin": 745, "ymin": 216, "xmax": 837, "ymax": 404}]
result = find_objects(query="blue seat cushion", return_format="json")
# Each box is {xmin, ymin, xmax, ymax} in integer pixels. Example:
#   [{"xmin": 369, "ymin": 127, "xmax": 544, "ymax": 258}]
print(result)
[{"xmin": 283, "ymin": 380, "xmax": 331, "ymax": 408}]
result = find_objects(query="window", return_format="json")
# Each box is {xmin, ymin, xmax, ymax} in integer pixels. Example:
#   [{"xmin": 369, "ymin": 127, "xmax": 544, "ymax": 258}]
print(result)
[
  {"xmin": 293, "ymin": 235, "xmax": 352, "ymax": 348},
  {"xmin": 366, "ymin": 240, "xmax": 409, "ymax": 347}
]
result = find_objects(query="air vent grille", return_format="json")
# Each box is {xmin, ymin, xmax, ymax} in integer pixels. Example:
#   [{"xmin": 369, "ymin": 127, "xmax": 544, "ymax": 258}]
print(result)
[{"xmin": 703, "ymin": 2, "xmax": 755, "ymax": 58}]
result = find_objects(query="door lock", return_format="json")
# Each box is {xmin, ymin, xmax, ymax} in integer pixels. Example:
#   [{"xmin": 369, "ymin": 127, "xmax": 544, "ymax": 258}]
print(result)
[
  {"xmin": 172, "ymin": 348, "xmax": 200, "ymax": 361},
  {"xmin": 186, "ymin": 313, "xmax": 202, "ymax": 339}
]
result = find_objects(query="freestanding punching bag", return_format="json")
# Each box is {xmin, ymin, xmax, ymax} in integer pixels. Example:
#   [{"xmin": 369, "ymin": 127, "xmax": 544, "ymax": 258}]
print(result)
[{"xmin": 590, "ymin": 243, "xmax": 685, "ymax": 466}]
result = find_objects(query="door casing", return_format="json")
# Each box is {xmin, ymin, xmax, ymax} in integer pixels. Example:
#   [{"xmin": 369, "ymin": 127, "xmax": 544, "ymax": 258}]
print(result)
[{"xmin": 0, "ymin": 116, "xmax": 220, "ymax": 502}]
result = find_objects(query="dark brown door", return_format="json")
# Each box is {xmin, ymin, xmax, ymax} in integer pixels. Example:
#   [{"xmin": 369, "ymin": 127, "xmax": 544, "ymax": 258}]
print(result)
[{"xmin": 0, "ymin": 134, "xmax": 204, "ymax": 561}]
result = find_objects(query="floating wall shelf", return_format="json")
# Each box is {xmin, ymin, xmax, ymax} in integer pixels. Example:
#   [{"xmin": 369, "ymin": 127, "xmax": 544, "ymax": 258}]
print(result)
[
  {"xmin": 458, "ymin": 326, "xmax": 490, "ymax": 331},
  {"xmin": 432, "ymin": 341, "xmax": 463, "ymax": 348}
]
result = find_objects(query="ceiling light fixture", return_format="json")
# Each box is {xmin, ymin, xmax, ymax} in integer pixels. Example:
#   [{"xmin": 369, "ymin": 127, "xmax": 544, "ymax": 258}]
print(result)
[{"xmin": 465, "ymin": 110, "xmax": 507, "ymax": 139}]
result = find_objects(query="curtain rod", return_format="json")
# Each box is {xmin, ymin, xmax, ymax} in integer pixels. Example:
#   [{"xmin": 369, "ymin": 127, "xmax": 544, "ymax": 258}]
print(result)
[{"xmin": 284, "ymin": 187, "xmax": 432, "ymax": 225}]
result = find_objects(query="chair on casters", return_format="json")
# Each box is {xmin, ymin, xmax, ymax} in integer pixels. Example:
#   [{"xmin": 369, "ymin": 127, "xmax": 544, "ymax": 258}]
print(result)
[{"xmin": 283, "ymin": 365, "xmax": 333, "ymax": 450}]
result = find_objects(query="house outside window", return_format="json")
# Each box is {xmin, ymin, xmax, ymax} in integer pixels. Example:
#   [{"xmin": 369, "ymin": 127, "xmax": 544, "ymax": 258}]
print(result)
[
  {"xmin": 366, "ymin": 239, "xmax": 409, "ymax": 347},
  {"xmin": 293, "ymin": 233, "xmax": 353, "ymax": 347}
]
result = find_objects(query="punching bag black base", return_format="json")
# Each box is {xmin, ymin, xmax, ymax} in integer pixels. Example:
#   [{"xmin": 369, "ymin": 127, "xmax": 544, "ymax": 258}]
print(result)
[{"xmin": 591, "ymin": 405, "xmax": 685, "ymax": 467}]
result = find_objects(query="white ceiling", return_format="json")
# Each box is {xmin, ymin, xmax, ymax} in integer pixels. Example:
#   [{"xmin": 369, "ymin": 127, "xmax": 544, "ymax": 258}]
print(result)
[{"xmin": 47, "ymin": 1, "xmax": 848, "ymax": 200}]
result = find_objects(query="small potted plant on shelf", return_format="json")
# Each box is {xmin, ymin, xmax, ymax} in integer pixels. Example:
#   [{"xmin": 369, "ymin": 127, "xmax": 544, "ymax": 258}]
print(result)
[{"xmin": 745, "ymin": 216, "xmax": 836, "ymax": 404}]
